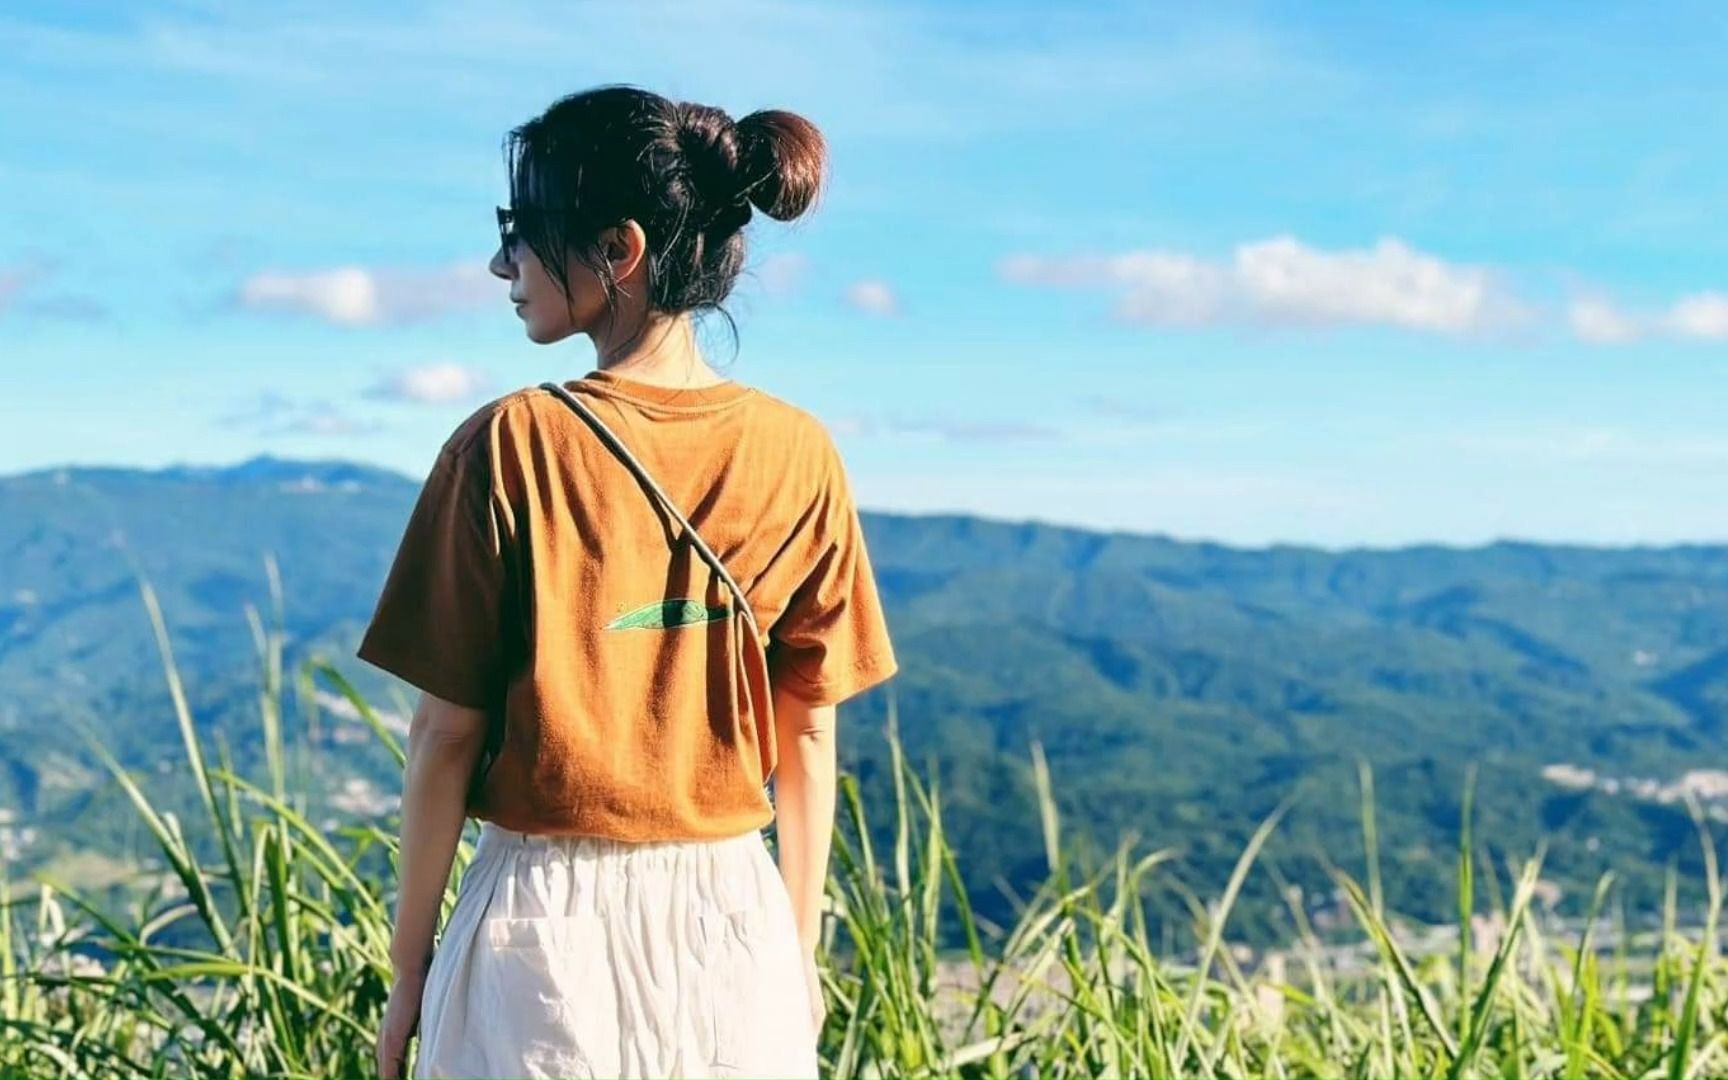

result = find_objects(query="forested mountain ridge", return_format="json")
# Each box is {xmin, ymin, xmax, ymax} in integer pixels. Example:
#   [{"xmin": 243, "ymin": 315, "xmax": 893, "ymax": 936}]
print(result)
[{"xmin": 3, "ymin": 456, "xmax": 1725, "ymax": 939}]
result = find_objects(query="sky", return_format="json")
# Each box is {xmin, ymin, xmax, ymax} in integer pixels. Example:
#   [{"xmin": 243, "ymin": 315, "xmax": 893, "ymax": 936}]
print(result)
[{"xmin": 3, "ymin": 1, "xmax": 1727, "ymax": 548}]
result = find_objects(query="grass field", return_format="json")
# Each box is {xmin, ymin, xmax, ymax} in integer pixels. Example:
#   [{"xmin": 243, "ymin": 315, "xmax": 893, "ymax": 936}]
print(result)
[{"xmin": 2, "ymin": 576, "xmax": 1725, "ymax": 1078}]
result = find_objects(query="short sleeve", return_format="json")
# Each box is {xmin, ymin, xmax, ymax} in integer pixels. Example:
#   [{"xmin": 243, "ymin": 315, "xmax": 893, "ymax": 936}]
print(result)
[
  {"xmin": 767, "ymin": 446, "xmax": 899, "ymax": 707},
  {"xmin": 356, "ymin": 437, "xmax": 513, "ymax": 709}
]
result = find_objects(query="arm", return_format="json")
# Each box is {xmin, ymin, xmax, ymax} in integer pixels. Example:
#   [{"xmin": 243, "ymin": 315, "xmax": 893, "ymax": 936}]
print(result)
[
  {"xmin": 770, "ymin": 681, "xmax": 838, "ymax": 958},
  {"xmin": 390, "ymin": 691, "xmax": 488, "ymax": 976}
]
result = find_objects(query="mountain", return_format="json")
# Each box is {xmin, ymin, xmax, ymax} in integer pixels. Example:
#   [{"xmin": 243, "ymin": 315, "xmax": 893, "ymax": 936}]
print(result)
[{"xmin": 3, "ymin": 457, "xmax": 1727, "ymax": 941}]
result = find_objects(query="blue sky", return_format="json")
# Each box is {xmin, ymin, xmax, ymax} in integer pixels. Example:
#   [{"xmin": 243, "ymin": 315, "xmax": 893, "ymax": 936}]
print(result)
[{"xmin": 3, "ymin": 1, "xmax": 1726, "ymax": 547}]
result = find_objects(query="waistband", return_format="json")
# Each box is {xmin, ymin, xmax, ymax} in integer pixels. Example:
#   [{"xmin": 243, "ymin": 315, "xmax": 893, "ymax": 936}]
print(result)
[{"xmin": 474, "ymin": 821, "xmax": 768, "ymax": 860}]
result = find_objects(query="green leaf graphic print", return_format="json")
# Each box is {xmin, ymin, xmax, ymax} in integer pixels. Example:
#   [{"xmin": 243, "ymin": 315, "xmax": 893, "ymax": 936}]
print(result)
[{"xmin": 604, "ymin": 598, "xmax": 733, "ymax": 631}]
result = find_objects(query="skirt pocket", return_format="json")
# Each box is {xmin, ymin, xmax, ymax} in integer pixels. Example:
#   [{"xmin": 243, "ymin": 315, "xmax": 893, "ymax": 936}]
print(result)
[
  {"xmin": 474, "ymin": 914, "xmax": 620, "ymax": 1079},
  {"xmin": 695, "ymin": 907, "xmax": 775, "ymax": 1072}
]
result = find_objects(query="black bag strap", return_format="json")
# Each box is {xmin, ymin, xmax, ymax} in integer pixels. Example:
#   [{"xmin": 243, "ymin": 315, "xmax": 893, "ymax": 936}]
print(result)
[{"xmin": 538, "ymin": 380, "xmax": 760, "ymax": 639}]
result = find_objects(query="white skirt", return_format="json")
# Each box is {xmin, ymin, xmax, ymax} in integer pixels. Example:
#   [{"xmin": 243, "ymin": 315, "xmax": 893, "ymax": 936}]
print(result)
[{"xmin": 414, "ymin": 822, "xmax": 820, "ymax": 1079}]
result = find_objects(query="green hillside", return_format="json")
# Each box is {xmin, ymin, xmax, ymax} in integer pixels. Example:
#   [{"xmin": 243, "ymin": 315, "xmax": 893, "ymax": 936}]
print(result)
[{"xmin": 3, "ymin": 456, "xmax": 1726, "ymax": 941}]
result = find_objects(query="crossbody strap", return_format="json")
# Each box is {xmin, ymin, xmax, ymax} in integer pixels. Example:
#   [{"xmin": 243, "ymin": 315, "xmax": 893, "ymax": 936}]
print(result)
[{"xmin": 539, "ymin": 380, "xmax": 761, "ymax": 640}]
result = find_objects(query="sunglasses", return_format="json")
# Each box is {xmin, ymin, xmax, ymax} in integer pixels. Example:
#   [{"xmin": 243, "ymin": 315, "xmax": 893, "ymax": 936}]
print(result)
[{"xmin": 495, "ymin": 206, "xmax": 520, "ymax": 257}]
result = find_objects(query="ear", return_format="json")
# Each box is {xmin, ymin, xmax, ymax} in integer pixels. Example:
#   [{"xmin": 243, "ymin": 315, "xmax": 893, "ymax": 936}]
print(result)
[
  {"xmin": 602, "ymin": 221, "xmax": 649, "ymax": 277},
  {"xmin": 600, "ymin": 225, "xmax": 628, "ymax": 261}
]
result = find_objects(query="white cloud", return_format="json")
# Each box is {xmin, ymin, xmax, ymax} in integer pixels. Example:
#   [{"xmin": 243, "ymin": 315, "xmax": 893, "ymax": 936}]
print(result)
[
  {"xmin": 1237, "ymin": 237, "xmax": 1515, "ymax": 333},
  {"xmin": 1563, "ymin": 288, "xmax": 1728, "ymax": 344},
  {"xmin": 844, "ymin": 280, "xmax": 899, "ymax": 317},
  {"xmin": 239, "ymin": 267, "xmax": 377, "ymax": 324},
  {"xmin": 1568, "ymin": 296, "xmax": 1640, "ymax": 344},
  {"xmin": 365, "ymin": 362, "xmax": 492, "ymax": 405},
  {"xmin": 236, "ymin": 261, "xmax": 495, "ymax": 326},
  {"xmin": 1003, "ymin": 251, "xmax": 1224, "ymax": 324},
  {"xmin": 1003, "ymin": 236, "xmax": 1522, "ymax": 336},
  {"xmin": 1665, "ymin": 292, "xmax": 1728, "ymax": 340}
]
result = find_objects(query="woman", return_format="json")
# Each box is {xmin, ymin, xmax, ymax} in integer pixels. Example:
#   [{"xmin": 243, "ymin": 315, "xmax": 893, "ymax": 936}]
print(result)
[{"xmin": 357, "ymin": 85, "xmax": 898, "ymax": 1079}]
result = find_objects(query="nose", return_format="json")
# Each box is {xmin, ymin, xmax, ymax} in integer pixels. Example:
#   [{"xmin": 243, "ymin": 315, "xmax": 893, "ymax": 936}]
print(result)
[{"xmin": 488, "ymin": 245, "xmax": 514, "ymax": 281}]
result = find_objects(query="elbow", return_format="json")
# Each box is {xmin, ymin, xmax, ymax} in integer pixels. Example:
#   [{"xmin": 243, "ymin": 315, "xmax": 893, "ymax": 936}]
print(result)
[
  {"xmin": 407, "ymin": 728, "xmax": 486, "ymax": 789},
  {"xmin": 772, "ymin": 681, "xmax": 837, "ymax": 740},
  {"xmin": 407, "ymin": 694, "xmax": 489, "ymax": 767},
  {"xmin": 406, "ymin": 725, "xmax": 483, "ymax": 756},
  {"xmin": 777, "ymin": 711, "xmax": 837, "ymax": 775},
  {"xmin": 771, "ymin": 684, "xmax": 836, "ymax": 772}
]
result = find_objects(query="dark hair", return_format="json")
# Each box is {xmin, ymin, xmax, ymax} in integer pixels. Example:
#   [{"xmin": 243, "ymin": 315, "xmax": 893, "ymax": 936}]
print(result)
[{"xmin": 503, "ymin": 85, "xmax": 826, "ymax": 348}]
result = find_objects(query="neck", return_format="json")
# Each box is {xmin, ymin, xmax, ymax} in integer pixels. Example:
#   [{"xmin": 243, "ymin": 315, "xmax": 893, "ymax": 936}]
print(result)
[{"xmin": 591, "ymin": 312, "xmax": 723, "ymax": 387}]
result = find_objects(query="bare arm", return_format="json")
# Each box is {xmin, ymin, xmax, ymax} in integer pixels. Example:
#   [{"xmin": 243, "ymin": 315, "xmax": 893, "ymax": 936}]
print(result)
[
  {"xmin": 390, "ymin": 692, "xmax": 488, "ymax": 975},
  {"xmin": 771, "ymin": 682, "xmax": 838, "ymax": 957}
]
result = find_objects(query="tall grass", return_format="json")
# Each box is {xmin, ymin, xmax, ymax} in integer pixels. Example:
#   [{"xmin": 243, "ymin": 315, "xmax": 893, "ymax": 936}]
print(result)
[{"xmin": 2, "ymin": 571, "xmax": 1726, "ymax": 1077}]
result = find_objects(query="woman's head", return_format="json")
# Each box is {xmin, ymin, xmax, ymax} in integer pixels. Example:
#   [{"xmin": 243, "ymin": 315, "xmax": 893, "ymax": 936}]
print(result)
[{"xmin": 489, "ymin": 85, "xmax": 826, "ymax": 350}]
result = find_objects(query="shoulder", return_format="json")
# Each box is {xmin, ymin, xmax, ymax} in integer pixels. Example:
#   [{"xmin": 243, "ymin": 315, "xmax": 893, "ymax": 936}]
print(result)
[
  {"xmin": 744, "ymin": 391, "xmax": 864, "ymax": 518},
  {"xmin": 433, "ymin": 384, "xmax": 558, "ymax": 466},
  {"xmin": 742, "ymin": 387, "xmax": 845, "ymax": 467}
]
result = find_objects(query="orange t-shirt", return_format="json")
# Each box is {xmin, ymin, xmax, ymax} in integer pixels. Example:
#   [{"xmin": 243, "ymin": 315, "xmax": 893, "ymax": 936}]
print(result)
[{"xmin": 356, "ymin": 368, "xmax": 899, "ymax": 842}]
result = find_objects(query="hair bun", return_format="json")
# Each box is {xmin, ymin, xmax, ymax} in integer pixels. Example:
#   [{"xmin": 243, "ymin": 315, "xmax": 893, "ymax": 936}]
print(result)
[
  {"xmin": 734, "ymin": 109, "xmax": 826, "ymax": 222},
  {"xmin": 675, "ymin": 105, "xmax": 751, "ymax": 231},
  {"xmin": 674, "ymin": 103, "xmax": 826, "ymax": 228}
]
